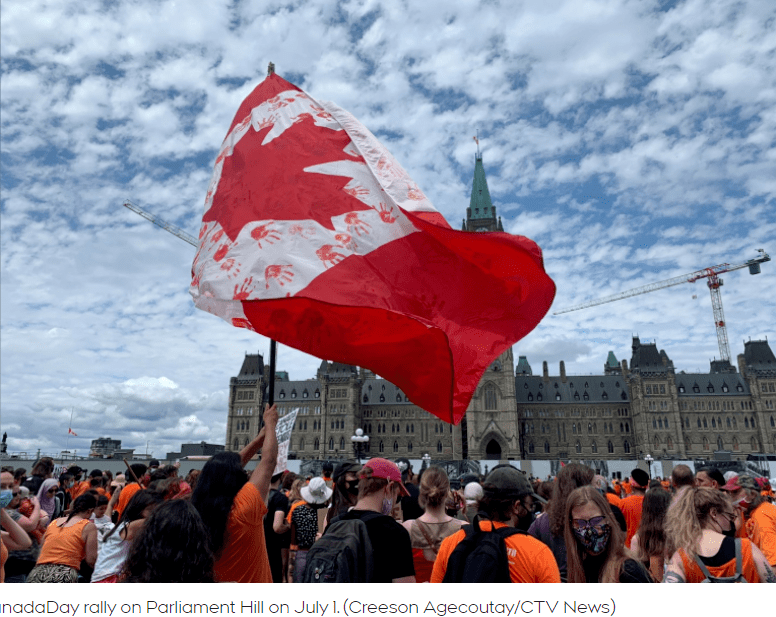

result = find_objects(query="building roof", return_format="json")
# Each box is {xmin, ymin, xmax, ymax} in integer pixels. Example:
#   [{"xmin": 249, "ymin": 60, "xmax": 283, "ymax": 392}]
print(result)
[
  {"xmin": 275, "ymin": 381, "xmax": 321, "ymax": 402},
  {"xmin": 606, "ymin": 351, "xmax": 619, "ymax": 368},
  {"xmin": 515, "ymin": 375, "xmax": 629, "ymax": 404},
  {"xmin": 361, "ymin": 379, "xmax": 411, "ymax": 405},
  {"xmin": 233, "ymin": 353, "xmax": 264, "ymax": 385},
  {"xmin": 629, "ymin": 337, "xmax": 674, "ymax": 374},
  {"xmin": 516, "ymin": 356, "xmax": 533, "ymax": 375},
  {"xmin": 742, "ymin": 340, "xmax": 776, "ymax": 376},
  {"xmin": 675, "ymin": 373, "xmax": 750, "ymax": 396},
  {"xmin": 318, "ymin": 361, "xmax": 359, "ymax": 378},
  {"xmin": 467, "ymin": 155, "xmax": 497, "ymax": 223}
]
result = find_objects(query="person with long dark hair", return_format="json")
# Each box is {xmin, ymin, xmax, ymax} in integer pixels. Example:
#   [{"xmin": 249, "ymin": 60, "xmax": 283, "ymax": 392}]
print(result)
[
  {"xmin": 91, "ymin": 490, "xmax": 163, "ymax": 583},
  {"xmin": 191, "ymin": 404, "xmax": 278, "ymax": 583},
  {"xmin": 27, "ymin": 493, "xmax": 98, "ymax": 583},
  {"xmin": 631, "ymin": 488, "xmax": 671, "ymax": 581},
  {"xmin": 528, "ymin": 463, "xmax": 594, "ymax": 581},
  {"xmin": 122, "ymin": 500, "xmax": 214, "ymax": 583},
  {"xmin": 325, "ymin": 461, "xmax": 361, "ymax": 527},
  {"xmin": 564, "ymin": 486, "xmax": 651, "ymax": 583}
]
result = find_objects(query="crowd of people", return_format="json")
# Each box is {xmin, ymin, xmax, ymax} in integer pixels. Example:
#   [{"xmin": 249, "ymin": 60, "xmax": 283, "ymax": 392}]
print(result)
[{"xmin": 2, "ymin": 404, "xmax": 775, "ymax": 583}]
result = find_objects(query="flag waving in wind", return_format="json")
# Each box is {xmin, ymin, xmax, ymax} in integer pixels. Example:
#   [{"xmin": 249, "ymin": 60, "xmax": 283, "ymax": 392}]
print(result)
[{"xmin": 191, "ymin": 73, "xmax": 555, "ymax": 425}]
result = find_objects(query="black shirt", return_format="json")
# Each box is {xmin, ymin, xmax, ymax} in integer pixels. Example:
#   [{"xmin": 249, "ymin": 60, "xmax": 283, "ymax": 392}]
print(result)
[
  {"xmin": 264, "ymin": 489, "xmax": 289, "ymax": 583},
  {"xmin": 338, "ymin": 509, "xmax": 415, "ymax": 582},
  {"xmin": 400, "ymin": 483, "xmax": 423, "ymax": 521},
  {"xmin": 582, "ymin": 555, "xmax": 652, "ymax": 583}
]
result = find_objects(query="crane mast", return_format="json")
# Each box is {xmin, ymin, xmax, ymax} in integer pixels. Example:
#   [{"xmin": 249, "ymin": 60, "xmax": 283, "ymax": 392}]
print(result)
[
  {"xmin": 553, "ymin": 250, "xmax": 770, "ymax": 362},
  {"xmin": 122, "ymin": 200, "xmax": 198, "ymax": 247}
]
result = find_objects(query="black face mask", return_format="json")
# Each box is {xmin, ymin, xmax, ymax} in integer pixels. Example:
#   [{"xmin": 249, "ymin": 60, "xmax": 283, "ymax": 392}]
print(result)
[{"xmin": 346, "ymin": 482, "xmax": 359, "ymax": 497}]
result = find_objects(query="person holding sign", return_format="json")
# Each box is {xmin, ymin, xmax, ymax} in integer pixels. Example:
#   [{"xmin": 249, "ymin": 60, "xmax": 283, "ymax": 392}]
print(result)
[{"xmin": 191, "ymin": 404, "xmax": 278, "ymax": 583}]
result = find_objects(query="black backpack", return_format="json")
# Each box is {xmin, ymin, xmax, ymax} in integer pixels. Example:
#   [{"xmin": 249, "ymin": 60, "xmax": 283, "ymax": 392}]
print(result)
[
  {"xmin": 442, "ymin": 515, "xmax": 525, "ymax": 583},
  {"xmin": 301, "ymin": 511, "xmax": 380, "ymax": 583},
  {"xmin": 693, "ymin": 538, "xmax": 748, "ymax": 583}
]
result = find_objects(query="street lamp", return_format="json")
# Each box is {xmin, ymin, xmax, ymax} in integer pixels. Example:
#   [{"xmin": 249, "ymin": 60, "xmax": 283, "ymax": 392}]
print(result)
[
  {"xmin": 351, "ymin": 428, "xmax": 369, "ymax": 464},
  {"xmin": 644, "ymin": 453, "xmax": 654, "ymax": 478},
  {"xmin": 421, "ymin": 453, "xmax": 431, "ymax": 470}
]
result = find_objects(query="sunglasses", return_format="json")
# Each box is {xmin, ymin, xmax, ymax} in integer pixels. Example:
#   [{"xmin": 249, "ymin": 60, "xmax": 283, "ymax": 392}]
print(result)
[{"xmin": 572, "ymin": 516, "xmax": 607, "ymax": 532}]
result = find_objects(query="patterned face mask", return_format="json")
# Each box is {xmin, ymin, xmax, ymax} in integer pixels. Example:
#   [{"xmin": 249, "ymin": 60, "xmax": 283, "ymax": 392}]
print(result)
[{"xmin": 573, "ymin": 523, "xmax": 612, "ymax": 555}]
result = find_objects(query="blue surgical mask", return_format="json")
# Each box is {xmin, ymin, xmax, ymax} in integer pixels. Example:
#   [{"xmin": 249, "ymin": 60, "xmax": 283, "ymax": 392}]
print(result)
[{"xmin": 0, "ymin": 489, "xmax": 12, "ymax": 509}]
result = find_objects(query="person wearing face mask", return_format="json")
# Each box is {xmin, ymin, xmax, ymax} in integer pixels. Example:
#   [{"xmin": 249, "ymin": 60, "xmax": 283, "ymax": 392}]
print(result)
[
  {"xmin": 325, "ymin": 461, "xmax": 361, "ymax": 528},
  {"xmin": 564, "ymin": 486, "xmax": 652, "ymax": 583},
  {"xmin": 663, "ymin": 486, "xmax": 775, "ymax": 583},
  {"xmin": 1, "ymin": 488, "xmax": 33, "ymax": 583},
  {"xmin": 723, "ymin": 474, "xmax": 776, "ymax": 568},
  {"xmin": 329, "ymin": 458, "xmax": 415, "ymax": 583},
  {"xmin": 431, "ymin": 466, "xmax": 559, "ymax": 583}
]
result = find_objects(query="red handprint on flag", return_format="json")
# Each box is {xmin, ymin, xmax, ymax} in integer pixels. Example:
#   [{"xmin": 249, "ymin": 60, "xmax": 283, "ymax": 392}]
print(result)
[
  {"xmin": 344, "ymin": 186, "xmax": 369, "ymax": 200},
  {"xmin": 231, "ymin": 318, "xmax": 256, "ymax": 332},
  {"xmin": 220, "ymin": 258, "xmax": 242, "ymax": 279},
  {"xmin": 289, "ymin": 224, "xmax": 315, "ymax": 239},
  {"xmin": 316, "ymin": 245, "xmax": 345, "ymax": 268},
  {"xmin": 250, "ymin": 223, "xmax": 281, "ymax": 248},
  {"xmin": 375, "ymin": 203, "xmax": 397, "ymax": 224},
  {"xmin": 233, "ymin": 277, "xmax": 254, "ymax": 300},
  {"xmin": 214, "ymin": 244, "xmax": 230, "ymax": 262},
  {"xmin": 265, "ymin": 265, "xmax": 294, "ymax": 289},
  {"xmin": 334, "ymin": 233, "xmax": 356, "ymax": 251},
  {"xmin": 345, "ymin": 212, "xmax": 371, "ymax": 236}
]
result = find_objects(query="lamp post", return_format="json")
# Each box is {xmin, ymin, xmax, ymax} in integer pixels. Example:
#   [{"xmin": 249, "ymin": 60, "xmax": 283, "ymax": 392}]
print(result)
[
  {"xmin": 421, "ymin": 453, "xmax": 431, "ymax": 470},
  {"xmin": 351, "ymin": 428, "xmax": 369, "ymax": 464},
  {"xmin": 644, "ymin": 453, "xmax": 654, "ymax": 478}
]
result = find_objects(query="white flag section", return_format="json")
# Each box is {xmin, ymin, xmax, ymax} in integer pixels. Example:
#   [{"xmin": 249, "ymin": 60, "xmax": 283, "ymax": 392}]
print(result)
[{"xmin": 273, "ymin": 407, "xmax": 299, "ymax": 475}]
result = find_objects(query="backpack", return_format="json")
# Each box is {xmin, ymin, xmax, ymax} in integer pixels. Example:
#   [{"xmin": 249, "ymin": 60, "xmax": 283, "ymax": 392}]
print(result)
[
  {"xmin": 301, "ymin": 511, "xmax": 380, "ymax": 583},
  {"xmin": 693, "ymin": 538, "xmax": 748, "ymax": 583},
  {"xmin": 442, "ymin": 515, "xmax": 525, "ymax": 583}
]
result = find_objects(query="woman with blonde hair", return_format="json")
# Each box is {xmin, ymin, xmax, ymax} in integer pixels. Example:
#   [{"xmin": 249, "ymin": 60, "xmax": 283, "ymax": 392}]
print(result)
[
  {"xmin": 564, "ymin": 486, "xmax": 651, "ymax": 583},
  {"xmin": 663, "ymin": 486, "xmax": 774, "ymax": 583},
  {"xmin": 402, "ymin": 466, "xmax": 465, "ymax": 582}
]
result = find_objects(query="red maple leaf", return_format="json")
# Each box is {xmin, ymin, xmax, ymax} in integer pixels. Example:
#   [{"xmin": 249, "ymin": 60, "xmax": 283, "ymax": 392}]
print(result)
[{"xmin": 204, "ymin": 113, "xmax": 372, "ymax": 242}]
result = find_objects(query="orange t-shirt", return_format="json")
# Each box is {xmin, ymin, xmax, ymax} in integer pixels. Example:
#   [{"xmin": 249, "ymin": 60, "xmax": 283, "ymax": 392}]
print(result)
[
  {"xmin": 1, "ymin": 536, "xmax": 7, "ymax": 584},
  {"xmin": 622, "ymin": 481, "xmax": 633, "ymax": 495},
  {"xmin": 214, "ymin": 483, "xmax": 271, "ymax": 583},
  {"xmin": 620, "ymin": 494, "xmax": 644, "ymax": 548},
  {"xmin": 114, "ymin": 483, "xmax": 142, "ymax": 519},
  {"xmin": 745, "ymin": 502, "xmax": 776, "ymax": 567},
  {"xmin": 37, "ymin": 519, "xmax": 90, "ymax": 569},
  {"xmin": 430, "ymin": 520, "xmax": 561, "ymax": 583},
  {"xmin": 677, "ymin": 539, "xmax": 760, "ymax": 582},
  {"xmin": 71, "ymin": 481, "xmax": 91, "ymax": 500},
  {"xmin": 604, "ymin": 492, "xmax": 623, "ymax": 508}
]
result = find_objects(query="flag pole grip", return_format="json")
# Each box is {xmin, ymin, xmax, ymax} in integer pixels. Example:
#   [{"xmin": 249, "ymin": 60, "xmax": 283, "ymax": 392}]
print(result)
[
  {"xmin": 123, "ymin": 459, "xmax": 142, "ymax": 486},
  {"xmin": 267, "ymin": 340, "xmax": 277, "ymax": 406}
]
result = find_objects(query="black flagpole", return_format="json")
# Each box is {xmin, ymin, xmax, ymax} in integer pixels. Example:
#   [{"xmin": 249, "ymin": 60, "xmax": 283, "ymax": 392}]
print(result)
[{"xmin": 267, "ymin": 339, "xmax": 277, "ymax": 406}]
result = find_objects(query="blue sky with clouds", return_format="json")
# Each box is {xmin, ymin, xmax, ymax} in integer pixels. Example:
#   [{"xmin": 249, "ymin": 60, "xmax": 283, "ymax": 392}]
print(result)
[{"xmin": 2, "ymin": 0, "xmax": 774, "ymax": 458}]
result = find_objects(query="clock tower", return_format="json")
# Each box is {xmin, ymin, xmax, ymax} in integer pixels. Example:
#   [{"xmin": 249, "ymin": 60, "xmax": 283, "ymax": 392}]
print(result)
[{"xmin": 457, "ymin": 153, "xmax": 517, "ymax": 461}]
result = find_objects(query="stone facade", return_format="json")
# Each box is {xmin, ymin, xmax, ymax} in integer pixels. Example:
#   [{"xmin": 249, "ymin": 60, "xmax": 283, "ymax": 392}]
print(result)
[{"xmin": 223, "ymin": 156, "xmax": 776, "ymax": 462}]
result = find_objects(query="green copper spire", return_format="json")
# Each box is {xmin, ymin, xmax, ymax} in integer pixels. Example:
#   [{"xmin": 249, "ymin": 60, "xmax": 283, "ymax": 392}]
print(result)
[{"xmin": 466, "ymin": 155, "xmax": 498, "ymax": 232}]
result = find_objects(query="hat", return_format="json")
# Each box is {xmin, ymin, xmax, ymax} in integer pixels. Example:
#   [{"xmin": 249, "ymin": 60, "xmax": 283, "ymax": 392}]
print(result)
[
  {"xmin": 723, "ymin": 474, "xmax": 758, "ymax": 492},
  {"xmin": 482, "ymin": 466, "xmax": 547, "ymax": 504},
  {"xmin": 723, "ymin": 471, "xmax": 738, "ymax": 482},
  {"xmin": 631, "ymin": 468, "xmax": 650, "ymax": 489},
  {"xmin": 67, "ymin": 466, "xmax": 83, "ymax": 475},
  {"xmin": 113, "ymin": 473, "xmax": 126, "ymax": 486},
  {"xmin": 362, "ymin": 458, "xmax": 410, "ymax": 496},
  {"xmin": 149, "ymin": 459, "xmax": 160, "ymax": 468},
  {"xmin": 300, "ymin": 477, "xmax": 333, "ymax": 504},
  {"xmin": 463, "ymin": 482, "xmax": 483, "ymax": 505},
  {"xmin": 720, "ymin": 475, "xmax": 740, "ymax": 491},
  {"xmin": 333, "ymin": 461, "xmax": 361, "ymax": 482}
]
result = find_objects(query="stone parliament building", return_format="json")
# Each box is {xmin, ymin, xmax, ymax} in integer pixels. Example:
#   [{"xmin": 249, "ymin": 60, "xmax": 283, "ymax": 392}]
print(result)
[{"xmin": 225, "ymin": 157, "xmax": 776, "ymax": 462}]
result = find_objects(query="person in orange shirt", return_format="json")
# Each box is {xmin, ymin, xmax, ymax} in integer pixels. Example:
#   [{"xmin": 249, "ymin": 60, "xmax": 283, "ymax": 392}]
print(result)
[
  {"xmin": 664, "ymin": 486, "xmax": 774, "ymax": 582},
  {"xmin": 724, "ymin": 474, "xmax": 776, "ymax": 568},
  {"xmin": 622, "ymin": 478, "xmax": 633, "ymax": 495},
  {"xmin": 620, "ymin": 468, "xmax": 648, "ymax": 548},
  {"xmin": 431, "ymin": 466, "xmax": 560, "ymax": 583},
  {"xmin": 191, "ymin": 404, "xmax": 278, "ymax": 583},
  {"xmin": 113, "ymin": 464, "xmax": 147, "ymax": 520}
]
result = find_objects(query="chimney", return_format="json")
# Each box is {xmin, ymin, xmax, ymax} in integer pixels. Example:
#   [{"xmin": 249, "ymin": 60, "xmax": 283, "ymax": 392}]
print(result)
[
  {"xmin": 560, "ymin": 361, "xmax": 567, "ymax": 383},
  {"xmin": 737, "ymin": 354, "xmax": 746, "ymax": 378},
  {"xmin": 542, "ymin": 361, "xmax": 549, "ymax": 382},
  {"xmin": 621, "ymin": 359, "xmax": 629, "ymax": 376}
]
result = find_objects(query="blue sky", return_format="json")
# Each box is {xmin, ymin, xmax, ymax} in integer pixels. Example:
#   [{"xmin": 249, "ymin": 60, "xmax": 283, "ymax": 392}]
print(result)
[{"xmin": 1, "ymin": 0, "xmax": 774, "ymax": 458}]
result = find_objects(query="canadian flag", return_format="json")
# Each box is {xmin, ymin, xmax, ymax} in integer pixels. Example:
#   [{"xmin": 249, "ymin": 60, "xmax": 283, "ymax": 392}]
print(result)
[
  {"xmin": 191, "ymin": 74, "xmax": 555, "ymax": 424},
  {"xmin": 68, "ymin": 428, "xmax": 78, "ymax": 436}
]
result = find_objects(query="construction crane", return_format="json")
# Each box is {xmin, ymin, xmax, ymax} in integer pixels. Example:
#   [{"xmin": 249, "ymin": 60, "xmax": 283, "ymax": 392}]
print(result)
[
  {"xmin": 553, "ymin": 249, "xmax": 771, "ymax": 363},
  {"xmin": 122, "ymin": 200, "xmax": 198, "ymax": 247}
]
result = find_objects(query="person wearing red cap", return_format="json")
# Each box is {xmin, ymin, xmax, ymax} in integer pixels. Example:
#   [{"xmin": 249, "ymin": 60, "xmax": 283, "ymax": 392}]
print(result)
[
  {"xmin": 331, "ymin": 458, "xmax": 415, "ymax": 582},
  {"xmin": 620, "ymin": 468, "xmax": 649, "ymax": 549},
  {"xmin": 723, "ymin": 474, "xmax": 776, "ymax": 568}
]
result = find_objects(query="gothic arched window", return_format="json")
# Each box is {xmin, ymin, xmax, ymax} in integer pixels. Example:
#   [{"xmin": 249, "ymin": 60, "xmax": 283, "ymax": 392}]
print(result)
[{"xmin": 484, "ymin": 383, "xmax": 497, "ymax": 410}]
